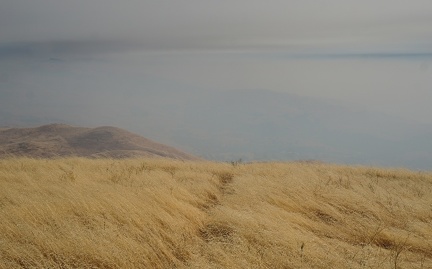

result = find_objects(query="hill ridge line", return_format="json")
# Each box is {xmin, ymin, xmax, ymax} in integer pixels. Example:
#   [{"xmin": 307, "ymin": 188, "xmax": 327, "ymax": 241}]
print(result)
[{"xmin": 0, "ymin": 124, "xmax": 199, "ymax": 160}]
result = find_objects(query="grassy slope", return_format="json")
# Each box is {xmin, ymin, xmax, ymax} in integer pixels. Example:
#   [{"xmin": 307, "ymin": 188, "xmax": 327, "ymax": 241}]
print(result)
[{"xmin": 0, "ymin": 158, "xmax": 431, "ymax": 268}]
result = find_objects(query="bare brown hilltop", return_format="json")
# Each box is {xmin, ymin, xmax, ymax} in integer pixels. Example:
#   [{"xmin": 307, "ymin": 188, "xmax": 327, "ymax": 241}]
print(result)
[{"xmin": 0, "ymin": 124, "xmax": 198, "ymax": 160}]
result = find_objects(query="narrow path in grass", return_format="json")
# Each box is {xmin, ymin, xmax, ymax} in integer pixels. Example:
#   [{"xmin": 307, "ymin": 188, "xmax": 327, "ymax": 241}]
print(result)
[{"xmin": 198, "ymin": 169, "xmax": 237, "ymax": 244}]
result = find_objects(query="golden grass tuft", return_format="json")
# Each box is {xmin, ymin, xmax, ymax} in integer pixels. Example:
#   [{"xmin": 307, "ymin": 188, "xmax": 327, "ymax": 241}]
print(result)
[{"xmin": 0, "ymin": 158, "xmax": 431, "ymax": 268}]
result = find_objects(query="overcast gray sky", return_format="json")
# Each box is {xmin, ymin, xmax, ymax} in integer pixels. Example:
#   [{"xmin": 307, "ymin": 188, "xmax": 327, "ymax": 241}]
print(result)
[
  {"xmin": 1, "ymin": 0, "xmax": 432, "ymax": 51},
  {"xmin": 3, "ymin": 1, "xmax": 432, "ymax": 121}
]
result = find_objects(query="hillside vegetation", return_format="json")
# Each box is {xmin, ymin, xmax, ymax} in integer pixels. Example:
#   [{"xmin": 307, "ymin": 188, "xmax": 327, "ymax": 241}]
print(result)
[
  {"xmin": 0, "ymin": 124, "xmax": 197, "ymax": 160},
  {"xmin": 0, "ymin": 158, "xmax": 431, "ymax": 268}
]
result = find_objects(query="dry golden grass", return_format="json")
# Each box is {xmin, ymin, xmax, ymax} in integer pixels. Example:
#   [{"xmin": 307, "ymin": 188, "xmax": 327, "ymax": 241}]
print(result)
[{"xmin": 0, "ymin": 158, "xmax": 431, "ymax": 268}]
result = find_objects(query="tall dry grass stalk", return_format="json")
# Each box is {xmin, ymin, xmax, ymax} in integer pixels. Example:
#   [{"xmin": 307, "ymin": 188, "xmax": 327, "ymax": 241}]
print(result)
[{"xmin": 0, "ymin": 158, "xmax": 431, "ymax": 268}]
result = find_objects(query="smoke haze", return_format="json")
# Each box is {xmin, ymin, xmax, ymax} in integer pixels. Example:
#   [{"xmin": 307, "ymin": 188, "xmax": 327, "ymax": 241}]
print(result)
[{"xmin": 1, "ymin": 1, "xmax": 432, "ymax": 169}]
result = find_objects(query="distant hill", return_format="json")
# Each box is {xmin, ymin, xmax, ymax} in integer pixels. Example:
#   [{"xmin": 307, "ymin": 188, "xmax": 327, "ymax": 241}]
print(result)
[{"xmin": 0, "ymin": 124, "xmax": 198, "ymax": 160}]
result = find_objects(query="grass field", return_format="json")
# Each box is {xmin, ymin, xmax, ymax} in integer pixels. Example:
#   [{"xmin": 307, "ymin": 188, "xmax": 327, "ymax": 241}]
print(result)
[{"xmin": 0, "ymin": 158, "xmax": 431, "ymax": 268}]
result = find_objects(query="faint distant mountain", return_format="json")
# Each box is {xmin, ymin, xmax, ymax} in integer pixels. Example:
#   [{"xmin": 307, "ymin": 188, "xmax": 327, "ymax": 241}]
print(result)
[{"xmin": 0, "ymin": 124, "xmax": 198, "ymax": 160}]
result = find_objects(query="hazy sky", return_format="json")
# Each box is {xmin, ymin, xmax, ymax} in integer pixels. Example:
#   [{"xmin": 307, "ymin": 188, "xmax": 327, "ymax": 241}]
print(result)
[
  {"xmin": 1, "ymin": 1, "xmax": 432, "ymax": 147},
  {"xmin": 2, "ymin": 1, "xmax": 432, "ymax": 122},
  {"xmin": 2, "ymin": 0, "xmax": 432, "ymax": 169},
  {"xmin": 1, "ymin": 0, "xmax": 432, "ymax": 50}
]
